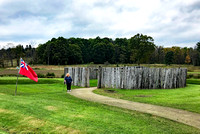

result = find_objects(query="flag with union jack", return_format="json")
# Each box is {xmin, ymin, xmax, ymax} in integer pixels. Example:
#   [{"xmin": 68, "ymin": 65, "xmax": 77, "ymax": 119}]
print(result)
[{"xmin": 19, "ymin": 58, "xmax": 38, "ymax": 82}]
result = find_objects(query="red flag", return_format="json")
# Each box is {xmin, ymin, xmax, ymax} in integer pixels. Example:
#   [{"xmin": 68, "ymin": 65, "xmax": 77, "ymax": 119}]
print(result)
[{"xmin": 19, "ymin": 58, "xmax": 38, "ymax": 82}]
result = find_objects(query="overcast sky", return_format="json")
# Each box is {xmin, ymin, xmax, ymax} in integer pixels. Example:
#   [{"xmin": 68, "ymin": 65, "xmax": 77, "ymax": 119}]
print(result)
[{"xmin": 0, "ymin": 0, "xmax": 199, "ymax": 48}]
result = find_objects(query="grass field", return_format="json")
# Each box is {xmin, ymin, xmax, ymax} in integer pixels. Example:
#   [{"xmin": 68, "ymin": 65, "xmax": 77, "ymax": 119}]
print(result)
[
  {"xmin": 0, "ymin": 77, "xmax": 200, "ymax": 133},
  {"xmin": 89, "ymin": 79, "xmax": 98, "ymax": 87},
  {"xmin": 94, "ymin": 79, "xmax": 200, "ymax": 114},
  {"xmin": 188, "ymin": 72, "xmax": 200, "ymax": 74}
]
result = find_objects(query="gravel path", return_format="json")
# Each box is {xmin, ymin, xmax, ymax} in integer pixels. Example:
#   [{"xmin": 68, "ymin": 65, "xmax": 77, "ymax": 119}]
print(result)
[{"xmin": 69, "ymin": 87, "xmax": 200, "ymax": 129}]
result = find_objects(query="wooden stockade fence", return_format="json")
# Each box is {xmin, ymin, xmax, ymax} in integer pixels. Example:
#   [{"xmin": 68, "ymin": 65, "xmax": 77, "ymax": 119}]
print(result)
[
  {"xmin": 89, "ymin": 67, "xmax": 98, "ymax": 79},
  {"xmin": 64, "ymin": 66, "xmax": 187, "ymax": 89},
  {"xmin": 64, "ymin": 67, "xmax": 90, "ymax": 87},
  {"xmin": 98, "ymin": 66, "xmax": 187, "ymax": 89}
]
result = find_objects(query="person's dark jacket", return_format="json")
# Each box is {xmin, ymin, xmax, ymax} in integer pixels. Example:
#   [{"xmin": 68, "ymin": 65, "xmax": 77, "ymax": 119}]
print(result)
[{"xmin": 65, "ymin": 76, "xmax": 72, "ymax": 84}]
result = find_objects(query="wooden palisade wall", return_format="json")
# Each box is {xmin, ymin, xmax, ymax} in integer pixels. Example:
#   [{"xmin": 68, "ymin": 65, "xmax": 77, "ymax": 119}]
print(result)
[
  {"xmin": 98, "ymin": 67, "xmax": 187, "ymax": 89},
  {"xmin": 64, "ymin": 67, "xmax": 90, "ymax": 87}
]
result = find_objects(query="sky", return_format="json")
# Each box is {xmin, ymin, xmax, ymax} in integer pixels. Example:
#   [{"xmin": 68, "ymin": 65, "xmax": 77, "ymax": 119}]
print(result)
[{"xmin": 0, "ymin": 0, "xmax": 199, "ymax": 49}]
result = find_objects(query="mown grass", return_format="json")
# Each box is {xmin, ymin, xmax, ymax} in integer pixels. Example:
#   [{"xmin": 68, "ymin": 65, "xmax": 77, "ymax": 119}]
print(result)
[
  {"xmin": 90, "ymin": 79, "xmax": 98, "ymax": 87},
  {"xmin": 188, "ymin": 72, "xmax": 200, "ymax": 74},
  {"xmin": 94, "ymin": 79, "xmax": 200, "ymax": 114},
  {"xmin": 187, "ymin": 79, "xmax": 200, "ymax": 85},
  {"xmin": 0, "ymin": 77, "xmax": 200, "ymax": 133}
]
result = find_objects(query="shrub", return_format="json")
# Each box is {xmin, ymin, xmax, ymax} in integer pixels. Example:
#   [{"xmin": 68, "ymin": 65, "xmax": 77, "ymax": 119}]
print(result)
[
  {"xmin": 197, "ymin": 74, "xmax": 200, "ymax": 79},
  {"xmin": 190, "ymin": 74, "xmax": 200, "ymax": 79},
  {"xmin": 188, "ymin": 69, "xmax": 194, "ymax": 72},
  {"xmin": 46, "ymin": 72, "xmax": 55, "ymax": 78},
  {"xmin": 187, "ymin": 79, "xmax": 200, "ymax": 85},
  {"xmin": 187, "ymin": 74, "xmax": 194, "ymax": 79},
  {"xmin": 0, "ymin": 74, "xmax": 18, "ymax": 77},
  {"xmin": 37, "ymin": 73, "xmax": 45, "ymax": 78},
  {"xmin": 61, "ymin": 74, "xmax": 65, "ymax": 78}
]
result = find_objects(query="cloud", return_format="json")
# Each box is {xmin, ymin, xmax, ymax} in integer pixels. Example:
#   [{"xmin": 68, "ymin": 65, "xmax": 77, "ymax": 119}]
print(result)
[{"xmin": 0, "ymin": 0, "xmax": 199, "ymax": 48}]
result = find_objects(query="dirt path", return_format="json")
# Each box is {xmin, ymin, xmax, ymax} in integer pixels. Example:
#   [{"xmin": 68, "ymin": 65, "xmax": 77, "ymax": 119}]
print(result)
[{"xmin": 69, "ymin": 87, "xmax": 200, "ymax": 129}]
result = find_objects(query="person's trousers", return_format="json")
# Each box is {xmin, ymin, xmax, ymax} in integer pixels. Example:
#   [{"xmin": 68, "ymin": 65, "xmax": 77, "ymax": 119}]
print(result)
[{"xmin": 67, "ymin": 83, "xmax": 71, "ymax": 91}]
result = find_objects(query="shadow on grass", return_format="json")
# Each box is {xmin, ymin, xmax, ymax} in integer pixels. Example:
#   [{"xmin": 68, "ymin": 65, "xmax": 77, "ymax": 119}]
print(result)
[
  {"xmin": 0, "ymin": 79, "xmax": 62, "ymax": 85},
  {"xmin": 187, "ymin": 79, "xmax": 200, "ymax": 85}
]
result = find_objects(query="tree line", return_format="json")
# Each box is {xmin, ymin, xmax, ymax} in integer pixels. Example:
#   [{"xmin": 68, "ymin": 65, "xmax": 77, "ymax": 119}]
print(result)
[{"xmin": 0, "ymin": 33, "xmax": 200, "ymax": 67}]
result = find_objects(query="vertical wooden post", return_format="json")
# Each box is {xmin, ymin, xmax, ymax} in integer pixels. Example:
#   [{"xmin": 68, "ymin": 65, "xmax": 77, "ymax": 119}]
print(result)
[
  {"xmin": 86, "ymin": 67, "xmax": 90, "ymax": 87},
  {"xmin": 97, "ymin": 66, "xmax": 102, "ymax": 88},
  {"xmin": 15, "ymin": 73, "xmax": 19, "ymax": 96}
]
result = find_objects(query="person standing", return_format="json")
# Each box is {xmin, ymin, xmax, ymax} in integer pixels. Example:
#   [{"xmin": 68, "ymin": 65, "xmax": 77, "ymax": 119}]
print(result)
[{"xmin": 64, "ymin": 73, "xmax": 72, "ymax": 92}]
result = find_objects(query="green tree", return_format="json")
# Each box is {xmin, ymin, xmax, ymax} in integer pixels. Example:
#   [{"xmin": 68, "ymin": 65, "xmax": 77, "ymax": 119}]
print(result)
[
  {"xmin": 191, "ymin": 42, "xmax": 200, "ymax": 66},
  {"xmin": 171, "ymin": 47, "xmax": 185, "ymax": 64},
  {"xmin": 6, "ymin": 47, "xmax": 15, "ymax": 67},
  {"xmin": 15, "ymin": 45, "xmax": 25, "ymax": 65},
  {"xmin": 93, "ymin": 43, "xmax": 106, "ymax": 64},
  {"xmin": 150, "ymin": 46, "xmax": 165, "ymax": 64},
  {"xmin": 0, "ymin": 48, "xmax": 6, "ymax": 67},
  {"xmin": 114, "ymin": 38, "xmax": 129, "ymax": 63},
  {"xmin": 93, "ymin": 42, "xmax": 114, "ymax": 64},
  {"xmin": 38, "ymin": 37, "xmax": 69, "ymax": 65},
  {"xmin": 165, "ymin": 51, "xmax": 174, "ymax": 65},
  {"xmin": 54, "ymin": 37, "xmax": 69, "ymax": 65},
  {"xmin": 129, "ymin": 34, "xmax": 155, "ymax": 65},
  {"xmin": 196, "ymin": 42, "xmax": 200, "ymax": 52},
  {"xmin": 68, "ymin": 44, "xmax": 83, "ymax": 64},
  {"xmin": 36, "ymin": 43, "xmax": 48, "ymax": 64}
]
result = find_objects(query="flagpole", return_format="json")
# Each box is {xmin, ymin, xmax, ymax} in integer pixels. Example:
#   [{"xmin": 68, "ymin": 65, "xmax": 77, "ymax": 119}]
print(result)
[
  {"xmin": 15, "ymin": 58, "xmax": 21, "ymax": 96},
  {"xmin": 15, "ymin": 72, "xmax": 19, "ymax": 96}
]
